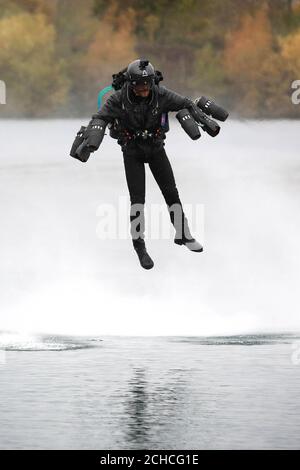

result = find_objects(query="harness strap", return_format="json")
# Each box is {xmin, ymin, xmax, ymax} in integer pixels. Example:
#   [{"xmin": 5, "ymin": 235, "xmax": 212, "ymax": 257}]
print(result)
[{"xmin": 121, "ymin": 128, "xmax": 163, "ymax": 145}]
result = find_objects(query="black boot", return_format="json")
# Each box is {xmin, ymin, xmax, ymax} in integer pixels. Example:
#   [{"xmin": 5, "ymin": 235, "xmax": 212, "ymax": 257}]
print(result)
[
  {"xmin": 172, "ymin": 211, "xmax": 203, "ymax": 253},
  {"xmin": 133, "ymin": 239, "xmax": 154, "ymax": 270},
  {"xmin": 174, "ymin": 237, "xmax": 204, "ymax": 252}
]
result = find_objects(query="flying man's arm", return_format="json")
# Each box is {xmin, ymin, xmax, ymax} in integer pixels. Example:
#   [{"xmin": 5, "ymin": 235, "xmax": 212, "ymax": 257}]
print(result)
[
  {"xmin": 159, "ymin": 86, "xmax": 194, "ymax": 113},
  {"xmin": 91, "ymin": 91, "xmax": 123, "ymax": 125}
]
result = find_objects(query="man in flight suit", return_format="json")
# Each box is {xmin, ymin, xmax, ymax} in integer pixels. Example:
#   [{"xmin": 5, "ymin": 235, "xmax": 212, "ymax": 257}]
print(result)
[{"xmin": 83, "ymin": 59, "xmax": 203, "ymax": 269}]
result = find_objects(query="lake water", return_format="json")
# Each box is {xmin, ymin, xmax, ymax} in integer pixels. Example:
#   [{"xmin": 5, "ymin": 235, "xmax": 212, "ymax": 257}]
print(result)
[
  {"xmin": 0, "ymin": 119, "xmax": 299, "ymax": 449},
  {"xmin": 0, "ymin": 333, "xmax": 300, "ymax": 450}
]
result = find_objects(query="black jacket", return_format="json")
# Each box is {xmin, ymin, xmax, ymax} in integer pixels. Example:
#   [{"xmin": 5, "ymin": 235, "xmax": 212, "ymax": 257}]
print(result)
[{"xmin": 91, "ymin": 83, "xmax": 194, "ymax": 150}]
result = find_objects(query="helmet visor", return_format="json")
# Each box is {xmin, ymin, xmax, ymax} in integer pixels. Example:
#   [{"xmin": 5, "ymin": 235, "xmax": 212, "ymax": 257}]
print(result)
[{"xmin": 130, "ymin": 76, "xmax": 153, "ymax": 87}]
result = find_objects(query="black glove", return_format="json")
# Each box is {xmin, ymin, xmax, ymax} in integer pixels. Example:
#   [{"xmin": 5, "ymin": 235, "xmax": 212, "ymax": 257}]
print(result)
[
  {"xmin": 176, "ymin": 109, "xmax": 201, "ymax": 140},
  {"xmin": 74, "ymin": 139, "xmax": 93, "ymax": 162},
  {"xmin": 70, "ymin": 119, "xmax": 107, "ymax": 163},
  {"xmin": 70, "ymin": 126, "xmax": 90, "ymax": 162},
  {"xmin": 195, "ymin": 96, "xmax": 229, "ymax": 122},
  {"xmin": 189, "ymin": 103, "xmax": 220, "ymax": 137},
  {"xmin": 85, "ymin": 118, "xmax": 107, "ymax": 151}
]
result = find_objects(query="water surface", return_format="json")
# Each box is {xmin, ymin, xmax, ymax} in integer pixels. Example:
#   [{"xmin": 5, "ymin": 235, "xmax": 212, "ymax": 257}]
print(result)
[{"xmin": 0, "ymin": 333, "xmax": 299, "ymax": 449}]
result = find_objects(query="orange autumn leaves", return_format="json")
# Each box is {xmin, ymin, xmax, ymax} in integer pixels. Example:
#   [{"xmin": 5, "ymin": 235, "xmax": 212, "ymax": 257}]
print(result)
[
  {"xmin": 0, "ymin": 12, "xmax": 69, "ymax": 116},
  {"xmin": 223, "ymin": 7, "xmax": 300, "ymax": 117},
  {"xmin": 0, "ymin": 0, "xmax": 300, "ymax": 117}
]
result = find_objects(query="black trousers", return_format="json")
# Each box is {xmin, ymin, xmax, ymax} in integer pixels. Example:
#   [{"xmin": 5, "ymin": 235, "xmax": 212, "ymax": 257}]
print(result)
[{"xmin": 122, "ymin": 142, "xmax": 194, "ymax": 247}]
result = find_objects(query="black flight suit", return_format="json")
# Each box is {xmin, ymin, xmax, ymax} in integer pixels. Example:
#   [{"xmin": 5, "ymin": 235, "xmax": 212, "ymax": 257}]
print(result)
[{"xmin": 91, "ymin": 83, "xmax": 196, "ymax": 249}]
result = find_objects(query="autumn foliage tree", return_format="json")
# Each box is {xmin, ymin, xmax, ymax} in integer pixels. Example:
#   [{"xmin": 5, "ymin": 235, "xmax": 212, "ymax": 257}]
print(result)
[
  {"xmin": 0, "ymin": 12, "xmax": 69, "ymax": 117},
  {"xmin": 0, "ymin": 0, "xmax": 300, "ymax": 117},
  {"xmin": 82, "ymin": 4, "xmax": 137, "ymax": 113},
  {"xmin": 223, "ymin": 6, "xmax": 291, "ymax": 117}
]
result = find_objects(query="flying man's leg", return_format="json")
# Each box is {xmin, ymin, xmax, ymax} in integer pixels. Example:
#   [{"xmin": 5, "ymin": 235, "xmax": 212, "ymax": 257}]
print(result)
[
  {"xmin": 149, "ymin": 147, "xmax": 203, "ymax": 252},
  {"xmin": 122, "ymin": 148, "xmax": 154, "ymax": 268},
  {"xmin": 148, "ymin": 147, "xmax": 194, "ymax": 242},
  {"xmin": 122, "ymin": 150, "xmax": 146, "ymax": 245}
]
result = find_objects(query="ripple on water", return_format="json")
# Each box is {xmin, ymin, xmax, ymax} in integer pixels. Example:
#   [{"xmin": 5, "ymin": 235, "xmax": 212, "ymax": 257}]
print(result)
[{"xmin": 0, "ymin": 331, "xmax": 102, "ymax": 351}]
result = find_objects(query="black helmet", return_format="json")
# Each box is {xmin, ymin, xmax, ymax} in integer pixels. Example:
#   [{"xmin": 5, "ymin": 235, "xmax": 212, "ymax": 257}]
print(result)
[{"xmin": 126, "ymin": 59, "xmax": 155, "ymax": 88}]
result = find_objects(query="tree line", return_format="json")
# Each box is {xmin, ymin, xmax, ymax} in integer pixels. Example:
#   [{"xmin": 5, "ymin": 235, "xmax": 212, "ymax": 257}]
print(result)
[{"xmin": 0, "ymin": 0, "xmax": 300, "ymax": 117}]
